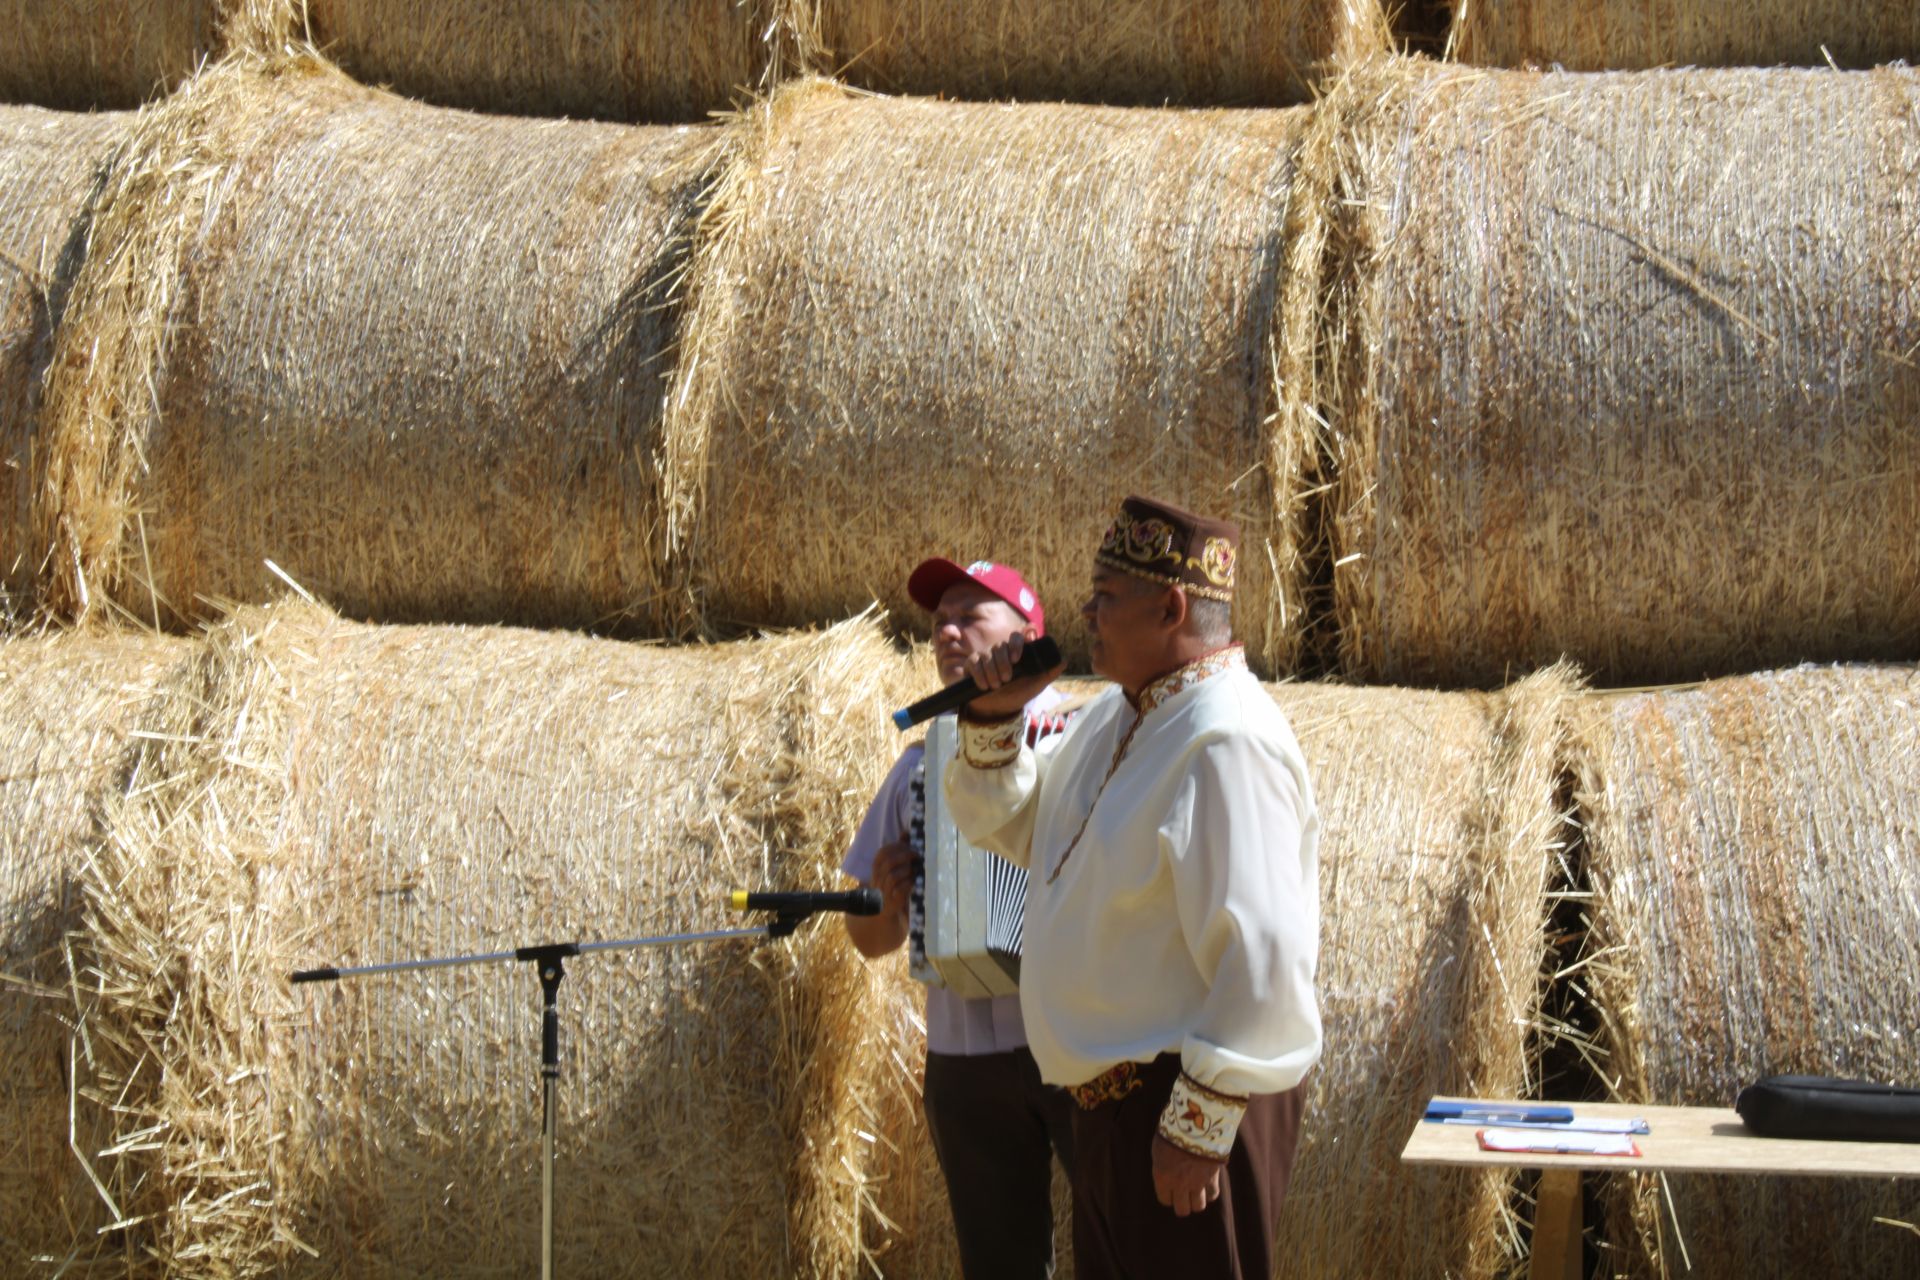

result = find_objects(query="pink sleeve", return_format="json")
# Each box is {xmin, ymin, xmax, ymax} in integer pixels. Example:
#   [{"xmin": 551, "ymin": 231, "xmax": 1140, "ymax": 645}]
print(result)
[{"xmin": 841, "ymin": 746, "xmax": 922, "ymax": 883}]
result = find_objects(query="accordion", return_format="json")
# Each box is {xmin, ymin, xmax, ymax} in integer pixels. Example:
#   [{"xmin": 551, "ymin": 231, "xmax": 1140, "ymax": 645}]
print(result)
[{"xmin": 907, "ymin": 713, "xmax": 1030, "ymax": 998}]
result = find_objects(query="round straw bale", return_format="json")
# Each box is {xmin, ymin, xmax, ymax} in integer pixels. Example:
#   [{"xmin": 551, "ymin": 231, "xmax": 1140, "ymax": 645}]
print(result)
[
  {"xmin": 0, "ymin": 106, "xmax": 129, "ymax": 624},
  {"xmin": 298, "ymin": 0, "xmax": 771, "ymax": 123},
  {"xmin": 1315, "ymin": 59, "xmax": 1920, "ymax": 686},
  {"xmin": 1450, "ymin": 0, "xmax": 1920, "ymax": 73},
  {"xmin": 1273, "ymin": 666, "xmax": 1575, "ymax": 1277},
  {"xmin": 40, "ymin": 52, "xmax": 720, "ymax": 633},
  {"xmin": 0, "ymin": 628, "xmax": 185, "ymax": 1266},
  {"xmin": 857, "ymin": 667, "xmax": 1577, "ymax": 1277},
  {"xmin": 667, "ymin": 79, "xmax": 1323, "ymax": 675},
  {"xmin": 1574, "ymin": 665, "xmax": 1920, "ymax": 1279},
  {"xmin": 0, "ymin": 0, "xmax": 286, "ymax": 110},
  {"xmin": 792, "ymin": 0, "xmax": 1389, "ymax": 107},
  {"xmin": 67, "ymin": 602, "xmax": 922, "ymax": 1277}
]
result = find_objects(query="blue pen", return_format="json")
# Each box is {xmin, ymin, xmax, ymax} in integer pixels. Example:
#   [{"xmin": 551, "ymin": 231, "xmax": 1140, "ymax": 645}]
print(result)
[{"xmin": 1424, "ymin": 1101, "xmax": 1576, "ymax": 1126}]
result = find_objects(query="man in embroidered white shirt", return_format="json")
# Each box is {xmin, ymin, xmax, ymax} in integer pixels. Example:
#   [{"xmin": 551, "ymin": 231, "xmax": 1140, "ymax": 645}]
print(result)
[{"xmin": 945, "ymin": 495, "xmax": 1321, "ymax": 1280}]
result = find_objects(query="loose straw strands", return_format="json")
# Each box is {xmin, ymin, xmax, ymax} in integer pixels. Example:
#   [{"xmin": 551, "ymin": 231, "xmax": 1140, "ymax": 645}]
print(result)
[
  {"xmin": 0, "ymin": 106, "xmax": 130, "ymax": 624},
  {"xmin": 64, "ymin": 602, "xmax": 922, "ymax": 1278},
  {"xmin": 295, "ymin": 0, "xmax": 779, "ymax": 124},
  {"xmin": 0, "ymin": 0, "xmax": 289, "ymax": 110},
  {"xmin": 789, "ymin": 0, "xmax": 1389, "ymax": 107},
  {"xmin": 666, "ymin": 78, "xmax": 1320, "ymax": 675},
  {"xmin": 1573, "ymin": 664, "xmax": 1920, "ymax": 1279},
  {"xmin": 1450, "ymin": 0, "xmax": 1920, "ymax": 73},
  {"xmin": 1313, "ymin": 58, "xmax": 1920, "ymax": 687},
  {"xmin": 0, "ymin": 628, "xmax": 185, "ymax": 1268},
  {"xmin": 40, "ymin": 52, "xmax": 722, "ymax": 633}
]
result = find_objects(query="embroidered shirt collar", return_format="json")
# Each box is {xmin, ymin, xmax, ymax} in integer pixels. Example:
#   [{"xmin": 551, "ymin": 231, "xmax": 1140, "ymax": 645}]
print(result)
[{"xmin": 1133, "ymin": 645, "xmax": 1246, "ymax": 717}]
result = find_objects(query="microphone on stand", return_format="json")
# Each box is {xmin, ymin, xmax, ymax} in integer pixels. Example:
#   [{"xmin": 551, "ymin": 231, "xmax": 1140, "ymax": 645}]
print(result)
[
  {"xmin": 727, "ymin": 888, "xmax": 883, "ymax": 916},
  {"xmin": 890, "ymin": 636, "xmax": 1063, "ymax": 731}
]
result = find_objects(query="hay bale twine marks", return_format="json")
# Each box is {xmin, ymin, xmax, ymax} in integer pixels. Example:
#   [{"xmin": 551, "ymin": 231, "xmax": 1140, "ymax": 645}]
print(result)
[
  {"xmin": 856, "ymin": 670, "xmax": 1576, "ymax": 1277},
  {"xmin": 41, "ymin": 53, "xmax": 720, "ymax": 633},
  {"xmin": 299, "ymin": 0, "xmax": 772, "ymax": 123},
  {"xmin": 794, "ymin": 0, "xmax": 1389, "ymax": 107},
  {"xmin": 668, "ymin": 79, "xmax": 1321, "ymax": 675},
  {"xmin": 1315, "ymin": 60, "xmax": 1920, "ymax": 687},
  {"xmin": 1450, "ymin": 0, "xmax": 1920, "ymax": 73},
  {"xmin": 0, "ymin": 106, "xmax": 129, "ymax": 623},
  {"xmin": 68, "ymin": 602, "xmax": 921, "ymax": 1277},
  {"xmin": 0, "ymin": 628, "xmax": 185, "ymax": 1265},
  {"xmin": 1574, "ymin": 665, "xmax": 1920, "ymax": 1279}
]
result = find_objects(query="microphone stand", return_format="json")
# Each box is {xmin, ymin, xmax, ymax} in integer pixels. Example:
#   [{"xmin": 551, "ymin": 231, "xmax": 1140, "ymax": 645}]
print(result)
[{"xmin": 291, "ymin": 909, "xmax": 824, "ymax": 1280}]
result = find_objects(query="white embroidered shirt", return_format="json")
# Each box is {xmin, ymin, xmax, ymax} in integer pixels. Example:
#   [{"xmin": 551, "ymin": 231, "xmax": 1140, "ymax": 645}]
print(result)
[{"xmin": 944, "ymin": 648, "xmax": 1321, "ymax": 1156}]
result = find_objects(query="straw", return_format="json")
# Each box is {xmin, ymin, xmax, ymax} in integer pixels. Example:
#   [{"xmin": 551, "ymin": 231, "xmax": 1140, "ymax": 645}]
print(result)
[
  {"xmin": 788, "ymin": 0, "xmax": 1389, "ymax": 106},
  {"xmin": 39, "ymin": 50, "xmax": 723, "ymax": 632},
  {"xmin": 1312, "ymin": 57, "xmax": 1920, "ymax": 686},
  {"xmin": 0, "ymin": 0, "xmax": 289, "ymax": 109},
  {"xmin": 293, "ymin": 0, "xmax": 777, "ymax": 123},
  {"xmin": 1574, "ymin": 663, "xmax": 1920, "ymax": 1279},
  {"xmin": 66, "ymin": 601, "xmax": 924, "ymax": 1277},
  {"xmin": 0, "ymin": 106, "xmax": 130, "ymax": 624},
  {"xmin": 0, "ymin": 627, "xmax": 184, "ymax": 1268},
  {"xmin": 665, "ymin": 77, "xmax": 1321, "ymax": 675},
  {"xmin": 1450, "ymin": 0, "xmax": 1920, "ymax": 73}
]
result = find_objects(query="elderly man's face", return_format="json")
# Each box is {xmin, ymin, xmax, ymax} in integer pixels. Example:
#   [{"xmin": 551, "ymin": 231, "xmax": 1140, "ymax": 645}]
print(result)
[
  {"xmin": 933, "ymin": 581, "xmax": 1032, "ymax": 685},
  {"xmin": 1081, "ymin": 565, "xmax": 1174, "ymax": 687}
]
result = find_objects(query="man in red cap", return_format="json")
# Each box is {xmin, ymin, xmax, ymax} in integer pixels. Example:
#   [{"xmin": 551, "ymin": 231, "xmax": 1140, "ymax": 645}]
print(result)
[
  {"xmin": 945, "ymin": 496, "xmax": 1321, "ymax": 1280},
  {"xmin": 841, "ymin": 557, "xmax": 1076, "ymax": 1280}
]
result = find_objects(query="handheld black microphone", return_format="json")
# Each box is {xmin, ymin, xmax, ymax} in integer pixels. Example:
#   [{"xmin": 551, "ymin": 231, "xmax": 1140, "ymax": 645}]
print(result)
[
  {"xmin": 726, "ymin": 888, "xmax": 883, "ymax": 916},
  {"xmin": 890, "ymin": 635, "xmax": 1063, "ymax": 731}
]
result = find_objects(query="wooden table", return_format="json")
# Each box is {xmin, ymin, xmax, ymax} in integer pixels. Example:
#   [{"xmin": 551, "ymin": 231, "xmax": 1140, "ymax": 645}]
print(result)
[{"xmin": 1402, "ymin": 1097, "xmax": 1920, "ymax": 1280}]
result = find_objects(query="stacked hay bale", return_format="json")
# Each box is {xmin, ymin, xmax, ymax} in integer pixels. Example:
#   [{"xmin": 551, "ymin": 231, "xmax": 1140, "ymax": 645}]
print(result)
[
  {"xmin": 0, "ymin": 107, "xmax": 129, "ymax": 623},
  {"xmin": 0, "ymin": 628, "xmax": 185, "ymax": 1267},
  {"xmin": 667, "ymin": 78, "xmax": 1324, "ymax": 674},
  {"xmin": 1450, "ymin": 0, "xmax": 1920, "ymax": 73},
  {"xmin": 40, "ymin": 52, "xmax": 721, "ymax": 633},
  {"xmin": 65, "ymin": 601, "xmax": 922, "ymax": 1277},
  {"xmin": 0, "ymin": 0, "xmax": 284, "ymax": 110},
  {"xmin": 1270, "ymin": 668, "xmax": 1574, "ymax": 1277},
  {"xmin": 791, "ymin": 0, "xmax": 1389, "ymax": 106},
  {"xmin": 1574, "ymin": 665, "xmax": 1920, "ymax": 1279},
  {"xmin": 297, "ymin": 0, "xmax": 774, "ymax": 123},
  {"xmin": 1310, "ymin": 60, "xmax": 1920, "ymax": 686},
  {"xmin": 859, "ymin": 669, "xmax": 1577, "ymax": 1278}
]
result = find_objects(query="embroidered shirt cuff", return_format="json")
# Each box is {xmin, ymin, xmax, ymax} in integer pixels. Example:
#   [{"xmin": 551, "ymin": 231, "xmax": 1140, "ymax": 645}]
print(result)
[
  {"xmin": 1158, "ymin": 1072, "xmax": 1247, "ymax": 1160},
  {"xmin": 959, "ymin": 713, "xmax": 1024, "ymax": 769}
]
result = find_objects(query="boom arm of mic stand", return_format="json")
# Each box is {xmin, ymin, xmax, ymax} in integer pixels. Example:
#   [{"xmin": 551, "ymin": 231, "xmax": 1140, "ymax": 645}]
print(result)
[{"xmin": 285, "ymin": 916, "xmax": 827, "ymax": 1280}]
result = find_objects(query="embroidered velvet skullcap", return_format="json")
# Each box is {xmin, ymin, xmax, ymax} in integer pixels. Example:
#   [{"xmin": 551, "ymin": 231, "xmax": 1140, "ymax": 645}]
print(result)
[{"xmin": 1095, "ymin": 495, "xmax": 1239, "ymax": 603}]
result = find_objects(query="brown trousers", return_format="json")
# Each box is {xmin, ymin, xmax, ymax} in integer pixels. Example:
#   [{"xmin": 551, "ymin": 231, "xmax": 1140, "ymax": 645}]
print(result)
[{"xmin": 1068, "ymin": 1054, "xmax": 1304, "ymax": 1280}]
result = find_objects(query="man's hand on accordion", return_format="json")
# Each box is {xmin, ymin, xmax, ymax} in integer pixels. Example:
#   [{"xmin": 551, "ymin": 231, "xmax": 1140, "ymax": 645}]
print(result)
[
  {"xmin": 846, "ymin": 841, "xmax": 916, "ymax": 958},
  {"xmin": 872, "ymin": 842, "xmax": 918, "ymax": 922}
]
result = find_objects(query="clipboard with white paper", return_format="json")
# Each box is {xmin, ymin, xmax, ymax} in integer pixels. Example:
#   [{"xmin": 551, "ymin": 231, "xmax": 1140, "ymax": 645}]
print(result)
[{"xmin": 1476, "ymin": 1127, "xmax": 1642, "ymax": 1158}]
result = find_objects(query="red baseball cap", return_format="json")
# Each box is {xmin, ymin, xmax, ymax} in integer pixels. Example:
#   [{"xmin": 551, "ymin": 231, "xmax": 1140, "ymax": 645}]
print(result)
[{"xmin": 907, "ymin": 558, "xmax": 1046, "ymax": 636}]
